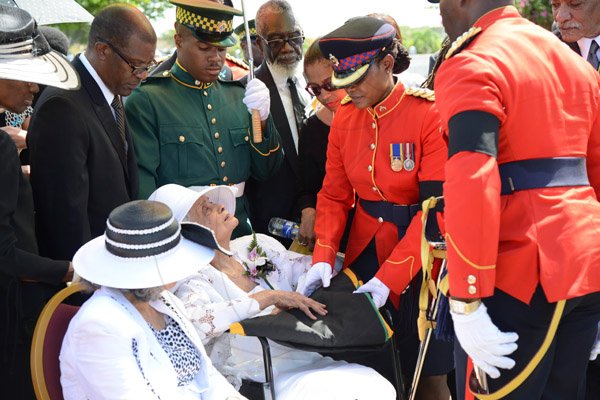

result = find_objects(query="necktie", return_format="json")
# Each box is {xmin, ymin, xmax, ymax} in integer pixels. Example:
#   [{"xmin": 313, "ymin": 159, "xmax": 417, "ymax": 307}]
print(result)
[
  {"xmin": 587, "ymin": 40, "xmax": 599, "ymax": 71},
  {"xmin": 287, "ymin": 77, "xmax": 305, "ymax": 134},
  {"xmin": 111, "ymin": 95, "xmax": 128, "ymax": 157}
]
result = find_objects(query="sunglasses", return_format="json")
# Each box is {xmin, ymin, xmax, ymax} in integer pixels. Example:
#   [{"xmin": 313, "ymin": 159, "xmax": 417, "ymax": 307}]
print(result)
[
  {"xmin": 99, "ymin": 39, "xmax": 157, "ymax": 77},
  {"xmin": 305, "ymin": 79, "xmax": 337, "ymax": 97},
  {"xmin": 259, "ymin": 34, "xmax": 304, "ymax": 53}
]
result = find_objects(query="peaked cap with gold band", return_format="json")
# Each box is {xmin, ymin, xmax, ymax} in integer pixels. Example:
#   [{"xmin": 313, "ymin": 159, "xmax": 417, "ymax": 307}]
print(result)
[
  {"xmin": 170, "ymin": 0, "xmax": 242, "ymax": 47},
  {"xmin": 233, "ymin": 19, "xmax": 257, "ymax": 41},
  {"xmin": 318, "ymin": 16, "xmax": 396, "ymax": 88}
]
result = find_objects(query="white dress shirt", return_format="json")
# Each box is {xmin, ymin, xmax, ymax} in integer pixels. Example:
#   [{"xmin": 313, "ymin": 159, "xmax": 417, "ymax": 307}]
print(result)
[
  {"xmin": 577, "ymin": 34, "xmax": 600, "ymax": 66},
  {"xmin": 266, "ymin": 62, "xmax": 311, "ymax": 153},
  {"xmin": 80, "ymin": 53, "xmax": 117, "ymax": 119}
]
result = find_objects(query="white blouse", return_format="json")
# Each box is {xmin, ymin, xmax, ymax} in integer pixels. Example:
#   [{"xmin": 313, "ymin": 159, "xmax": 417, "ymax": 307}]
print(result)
[{"xmin": 174, "ymin": 234, "xmax": 396, "ymax": 400}]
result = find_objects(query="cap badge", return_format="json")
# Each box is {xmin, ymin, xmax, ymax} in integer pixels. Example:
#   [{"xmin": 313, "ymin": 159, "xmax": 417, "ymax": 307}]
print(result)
[
  {"xmin": 217, "ymin": 21, "xmax": 227, "ymax": 33},
  {"xmin": 329, "ymin": 54, "xmax": 339, "ymax": 67}
]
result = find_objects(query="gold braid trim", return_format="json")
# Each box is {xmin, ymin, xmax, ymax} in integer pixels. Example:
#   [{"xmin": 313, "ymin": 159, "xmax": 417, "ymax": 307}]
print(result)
[
  {"xmin": 445, "ymin": 26, "xmax": 483, "ymax": 60},
  {"xmin": 405, "ymin": 87, "xmax": 435, "ymax": 102}
]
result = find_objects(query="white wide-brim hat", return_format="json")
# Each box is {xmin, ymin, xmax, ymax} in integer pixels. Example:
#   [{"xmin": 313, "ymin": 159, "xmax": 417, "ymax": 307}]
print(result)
[
  {"xmin": 149, "ymin": 183, "xmax": 236, "ymax": 222},
  {"xmin": 73, "ymin": 200, "xmax": 215, "ymax": 289},
  {"xmin": 0, "ymin": 5, "xmax": 79, "ymax": 90}
]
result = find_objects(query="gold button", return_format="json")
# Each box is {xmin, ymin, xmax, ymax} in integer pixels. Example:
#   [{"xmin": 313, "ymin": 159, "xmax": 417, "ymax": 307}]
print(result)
[
  {"xmin": 370, "ymin": 143, "xmax": 375, "ymax": 150},
  {"xmin": 468, "ymin": 285, "xmax": 477, "ymax": 295},
  {"xmin": 207, "ymin": 104, "xmax": 212, "ymax": 110},
  {"xmin": 244, "ymin": 136, "xmax": 249, "ymax": 141},
  {"xmin": 211, "ymin": 118, "xmax": 216, "ymax": 125},
  {"xmin": 467, "ymin": 275, "xmax": 476, "ymax": 285},
  {"xmin": 220, "ymin": 161, "xmax": 226, "ymax": 168},
  {"xmin": 377, "ymin": 217, "xmax": 383, "ymax": 223},
  {"xmin": 372, "ymin": 186, "xmax": 377, "ymax": 191},
  {"xmin": 223, "ymin": 176, "xmax": 228, "ymax": 182},
  {"xmin": 178, "ymin": 135, "xmax": 185, "ymax": 143},
  {"xmin": 217, "ymin": 146, "xmax": 223, "ymax": 153},
  {"xmin": 195, "ymin": 80, "xmax": 201, "ymax": 86},
  {"xmin": 214, "ymin": 132, "xmax": 220, "ymax": 139},
  {"xmin": 203, "ymin": 91, "xmax": 208, "ymax": 96},
  {"xmin": 162, "ymin": 70, "xmax": 169, "ymax": 77},
  {"xmin": 367, "ymin": 165, "xmax": 372, "ymax": 172},
  {"xmin": 372, "ymin": 122, "xmax": 376, "ymax": 129}
]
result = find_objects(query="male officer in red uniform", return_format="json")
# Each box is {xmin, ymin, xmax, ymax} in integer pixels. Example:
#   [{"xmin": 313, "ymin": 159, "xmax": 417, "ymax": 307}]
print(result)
[{"xmin": 429, "ymin": 0, "xmax": 600, "ymax": 398}]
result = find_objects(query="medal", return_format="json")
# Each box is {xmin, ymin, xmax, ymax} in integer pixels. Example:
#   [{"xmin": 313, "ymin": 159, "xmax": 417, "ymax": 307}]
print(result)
[
  {"xmin": 390, "ymin": 143, "xmax": 402, "ymax": 172},
  {"xmin": 403, "ymin": 143, "xmax": 415, "ymax": 171}
]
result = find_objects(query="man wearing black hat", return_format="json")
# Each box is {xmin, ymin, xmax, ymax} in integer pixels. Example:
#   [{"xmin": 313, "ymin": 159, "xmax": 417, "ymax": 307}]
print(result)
[
  {"xmin": 234, "ymin": 19, "xmax": 264, "ymax": 68},
  {"xmin": 430, "ymin": 0, "xmax": 600, "ymax": 398},
  {"xmin": 28, "ymin": 4, "xmax": 157, "ymax": 261},
  {"xmin": 0, "ymin": 5, "xmax": 78, "ymax": 398},
  {"xmin": 243, "ymin": 0, "xmax": 311, "ymax": 246},
  {"xmin": 126, "ymin": 0, "xmax": 282, "ymax": 239}
]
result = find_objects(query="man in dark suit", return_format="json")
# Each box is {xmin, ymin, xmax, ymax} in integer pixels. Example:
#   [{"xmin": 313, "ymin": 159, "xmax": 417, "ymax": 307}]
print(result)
[
  {"xmin": 245, "ymin": 0, "xmax": 310, "ymax": 244},
  {"xmin": 28, "ymin": 4, "xmax": 157, "ymax": 260},
  {"xmin": 0, "ymin": 6, "xmax": 77, "ymax": 398},
  {"xmin": 552, "ymin": 2, "xmax": 600, "ymax": 398}
]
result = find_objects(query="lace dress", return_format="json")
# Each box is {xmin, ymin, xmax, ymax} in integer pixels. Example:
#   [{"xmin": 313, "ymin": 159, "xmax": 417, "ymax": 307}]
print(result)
[{"xmin": 174, "ymin": 234, "xmax": 396, "ymax": 400}]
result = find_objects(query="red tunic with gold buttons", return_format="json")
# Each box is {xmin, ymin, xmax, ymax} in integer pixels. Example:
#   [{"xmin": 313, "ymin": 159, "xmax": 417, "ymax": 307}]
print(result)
[
  {"xmin": 312, "ymin": 83, "xmax": 447, "ymax": 300},
  {"xmin": 434, "ymin": 6, "xmax": 600, "ymax": 303}
]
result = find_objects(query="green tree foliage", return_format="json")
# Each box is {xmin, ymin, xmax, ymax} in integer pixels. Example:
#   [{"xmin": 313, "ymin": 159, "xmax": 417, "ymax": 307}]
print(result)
[
  {"xmin": 514, "ymin": 0, "xmax": 553, "ymax": 30},
  {"xmin": 400, "ymin": 27, "xmax": 445, "ymax": 54}
]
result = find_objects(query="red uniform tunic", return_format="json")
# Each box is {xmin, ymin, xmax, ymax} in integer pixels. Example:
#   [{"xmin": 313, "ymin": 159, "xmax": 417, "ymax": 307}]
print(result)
[
  {"xmin": 435, "ymin": 6, "xmax": 600, "ymax": 303},
  {"xmin": 312, "ymin": 83, "xmax": 447, "ymax": 299}
]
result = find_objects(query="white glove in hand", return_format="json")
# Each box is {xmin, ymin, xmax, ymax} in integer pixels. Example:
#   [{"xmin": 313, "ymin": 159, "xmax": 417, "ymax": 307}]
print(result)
[
  {"xmin": 451, "ymin": 302, "xmax": 518, "ymax": 379},
  {"xmin": 243, "ymin": 78, "xmax": 270, "ymax": 121},
  {"xmin": 353, "ymin": 277, "xmax": 390, "ymax": 308},
  {"xmin": 590, "ymin": 322, "xmax": 600, "ymax": 361},
  {"xmin": 296, "ymin": 262, "xmax": 332, "ymax": 296}
]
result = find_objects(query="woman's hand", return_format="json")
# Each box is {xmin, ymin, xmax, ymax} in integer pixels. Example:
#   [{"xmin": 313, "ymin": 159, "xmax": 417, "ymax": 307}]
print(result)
[
  {"xmin": 253, "ymin": 290, "xmax": 327, "ymax": 320},
  {"xmin": 298, "ymin": 207, "xmax": 316, "ymax": 249}
]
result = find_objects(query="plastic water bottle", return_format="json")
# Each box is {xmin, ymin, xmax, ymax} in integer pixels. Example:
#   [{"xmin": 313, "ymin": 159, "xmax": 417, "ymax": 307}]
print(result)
[{"xmin": 268, "ymin": 217, "xmax": 299, "ymax": 240}]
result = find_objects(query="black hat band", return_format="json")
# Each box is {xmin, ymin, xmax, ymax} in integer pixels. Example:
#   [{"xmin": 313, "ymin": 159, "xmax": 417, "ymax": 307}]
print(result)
[{"xmin": 105, "ymin": 216, "xmax": 182, "ymax": 259}]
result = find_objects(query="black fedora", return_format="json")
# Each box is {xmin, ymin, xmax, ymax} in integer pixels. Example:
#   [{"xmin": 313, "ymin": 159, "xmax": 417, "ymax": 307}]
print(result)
[{"xmin": 0, "ymin": 5, "xmax": 79, "ymax": 89}]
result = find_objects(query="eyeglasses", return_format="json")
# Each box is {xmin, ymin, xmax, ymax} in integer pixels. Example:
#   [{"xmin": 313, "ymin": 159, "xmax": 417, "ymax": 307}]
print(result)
[
  {"xmin": 100, "ymin": 39, "xmax": 157, "ymax": 77},
  {"xmin": 305, "ymin": 79, "xmax": 337, "ymax": 97},
  {"xmin": 259, "ymin": 34, "xmax": 304, "ymax": 53}
]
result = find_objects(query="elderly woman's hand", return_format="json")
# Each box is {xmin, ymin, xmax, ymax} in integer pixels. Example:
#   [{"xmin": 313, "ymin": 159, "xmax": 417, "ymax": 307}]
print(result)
[{"xmin": 256, "ymin": 290, "xmax": 327, "ymax": 320}]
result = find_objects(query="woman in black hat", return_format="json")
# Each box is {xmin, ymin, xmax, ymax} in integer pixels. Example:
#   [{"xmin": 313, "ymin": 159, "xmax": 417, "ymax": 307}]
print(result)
[
  {"xmin": 296, "ymin": 16, "xmax": 452, "ymax": 399},
  {"xmin": 59, "ymin": 200, "xmax": 246, "ymax": 399}
]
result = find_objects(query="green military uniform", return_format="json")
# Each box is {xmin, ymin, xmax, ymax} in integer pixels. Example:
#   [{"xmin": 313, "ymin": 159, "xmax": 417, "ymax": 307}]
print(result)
[{"xmin": 125, "ymin": 60, "xmax": 282, "ymax": 238}]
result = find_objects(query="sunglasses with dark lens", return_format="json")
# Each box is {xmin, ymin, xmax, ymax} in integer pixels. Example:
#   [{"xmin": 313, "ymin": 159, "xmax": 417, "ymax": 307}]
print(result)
[
  {"xmin": 259, "ymin": 34, "xmax": 304, "ymax": 53},
  {"xmin": 100, "ymin": 39, "xmax": 157, "ymax": 77},
  {"xmin": 305, "ymin": 80, "xmax": 337, "ymax": 97}
]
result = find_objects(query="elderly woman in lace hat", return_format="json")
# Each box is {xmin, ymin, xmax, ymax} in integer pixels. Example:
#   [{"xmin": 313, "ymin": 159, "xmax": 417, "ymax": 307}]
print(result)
[
  {"xmin": 60, "ymin": 200, "xmax": 246, "ymax": 400},
  {"xmin": 149, "ymin": 183, "xmax": 397, "ymax": 400}
]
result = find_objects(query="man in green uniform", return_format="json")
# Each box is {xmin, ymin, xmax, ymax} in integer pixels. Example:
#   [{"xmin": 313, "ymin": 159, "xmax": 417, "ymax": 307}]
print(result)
[{"xmin": 125, "ymin": 0, "xmax": 283, "ymax": 238}]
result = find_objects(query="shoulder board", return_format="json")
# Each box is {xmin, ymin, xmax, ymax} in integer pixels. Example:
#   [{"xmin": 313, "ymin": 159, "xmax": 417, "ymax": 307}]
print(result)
[
  {"xmin": 445, "ymin": 26, "xmax": 483, "ymax": 60},
  {"xmin": 217, "ymin": 77, "xmax": 245, "ymax": 87},
  {"xmin": 341, "ymin": 95, "xmax": 352, "ymax": 105},
  {"xmin": 405, "ymin": 87, "xmax": 435, "ymax": 102},
  {"xmin": 226, "ymin": 53, "xmax": 249, "ymax": 70},
  {"xmin": 145, "ymin": 69, "xmax": 172, "ymax": 81}
]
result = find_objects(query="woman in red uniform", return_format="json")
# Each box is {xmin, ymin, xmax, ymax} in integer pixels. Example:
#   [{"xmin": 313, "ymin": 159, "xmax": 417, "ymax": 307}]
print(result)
[{"xmin": 296, "ymin": 16, "xmax": 452, "ymax": 399}]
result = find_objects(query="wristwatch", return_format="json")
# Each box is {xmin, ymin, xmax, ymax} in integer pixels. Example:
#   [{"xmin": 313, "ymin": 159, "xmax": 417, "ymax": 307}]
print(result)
[{"xmin": 448, "ymin": 298, "xmax": 482, "ymax": 315}]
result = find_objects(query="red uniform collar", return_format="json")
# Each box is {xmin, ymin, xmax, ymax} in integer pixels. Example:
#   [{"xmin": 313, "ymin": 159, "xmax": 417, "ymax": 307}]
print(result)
[
  {"xmin": 474, "ymin": 5, "xmax": 520, "ymax": 30},
  {"xmin": 368, "ymin": 82, "xmax": 406, "ymax": 119}
]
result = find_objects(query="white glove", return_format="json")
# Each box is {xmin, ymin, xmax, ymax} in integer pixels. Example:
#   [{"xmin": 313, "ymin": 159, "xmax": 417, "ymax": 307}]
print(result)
[
  {"xmin": 353, "ymin": 277, "xmax": 390, "ymax": 308},
  {"xmin": 243, "ymin": 78, "xmax": 270, "ymax": 121},
  {"xmin": 296, "ymin": 262, "xmax": 332, "ymax": 296},
  {"xmin": 451, "ymin": 302, "xmax": 518, "ymax": 379},
  {"xmin": 590, "ymin": 322, "xmax": 600, "ymax": 361}
]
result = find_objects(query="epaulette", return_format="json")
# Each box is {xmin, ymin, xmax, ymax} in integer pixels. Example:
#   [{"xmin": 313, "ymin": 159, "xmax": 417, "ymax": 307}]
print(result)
[
  {"xmin": 226, "ymin": 53, "xmax": 249, "ymax": 70},
  {"xmin": 341, "ymin": 95, "xmax": 352, "ymax": 105},
  {"xmin": 445, "ymin": 26, "xmax": 483, "ymax": 60},
  {"xmin": 405, "ymin": 87, "xmax": 435, "ymax": 102}
]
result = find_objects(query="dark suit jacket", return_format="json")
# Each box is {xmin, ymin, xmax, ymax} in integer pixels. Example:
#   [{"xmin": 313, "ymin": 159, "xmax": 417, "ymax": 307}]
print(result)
[
  {"xmin": 0, "ymin": 130, "xmax": 68, "ymax": 398},
  {"xmin": 243, "ymin": 65, "xmax": 304, "ymax": 237},
  {"xmin": 28, "ymin": 56, "xmax": 138, "ymax": 260}
]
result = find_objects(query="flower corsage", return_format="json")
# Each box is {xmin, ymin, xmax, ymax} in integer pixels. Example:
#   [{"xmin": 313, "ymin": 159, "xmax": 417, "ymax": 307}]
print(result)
[{"xmin": 243, "ymin": 233, "xmax": 276, "ymax": 289}]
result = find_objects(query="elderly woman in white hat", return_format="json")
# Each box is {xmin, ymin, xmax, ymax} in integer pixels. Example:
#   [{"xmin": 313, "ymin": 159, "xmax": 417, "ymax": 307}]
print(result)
[
  {"xmin": 59, "ymin": 200, "xmax": 246, "ymax": 400},
  {"xmin": 149, "ymin": 184, "xmax": 396, "ymax": 400}
]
